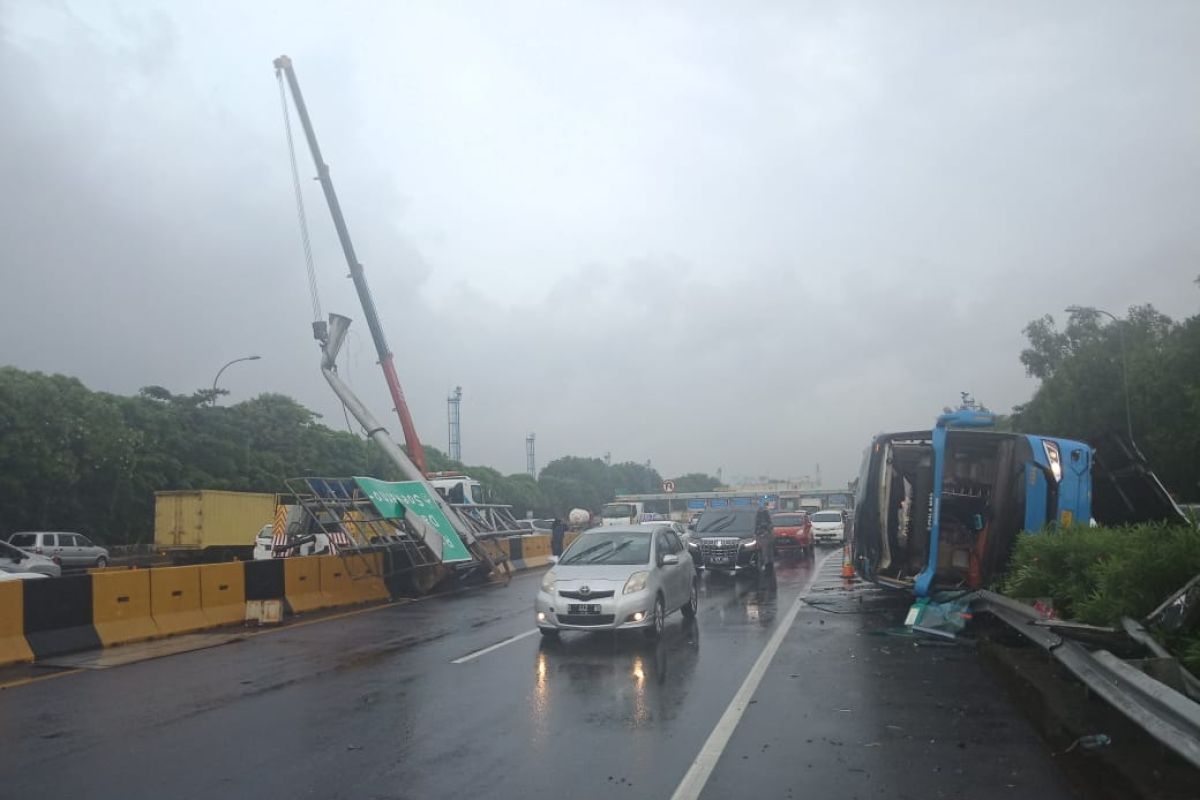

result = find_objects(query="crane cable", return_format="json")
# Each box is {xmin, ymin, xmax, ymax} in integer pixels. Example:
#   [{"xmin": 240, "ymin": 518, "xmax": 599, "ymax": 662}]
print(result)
[
  {"xmin": 277, "ymin": 69, "xmax": 323, "ymax": 324},
  {"xmin": 278, "ymin": 70, "xmax": 361, "ymax": 438}
]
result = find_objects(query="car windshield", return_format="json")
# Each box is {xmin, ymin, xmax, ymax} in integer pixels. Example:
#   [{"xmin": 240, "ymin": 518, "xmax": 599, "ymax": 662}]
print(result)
[
  {"xmin": 600, "ymin": 503, "xmax": 634, "ymax": 519},
  {"xmin": 772, "ymin": 514, "xmax": 807, "ymax": 526},
  {"xmin": 696, "ymin": 511, "xmax": 756, "ymax": 534},
  {"xmin": 0, "ymin": 541, "xmax": 22, "ymax": 559},
  {"xmin": 812, "ymin": 512, "xmax": 842, "ymax": 523},
  {"xmin": 560, "ymin": 531, "xmax": 651, "ymax": 565}
]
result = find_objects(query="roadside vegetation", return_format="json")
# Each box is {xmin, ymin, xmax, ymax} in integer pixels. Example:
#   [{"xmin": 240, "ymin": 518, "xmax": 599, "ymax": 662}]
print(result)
[
  {"xmin": 1013, "ymin": 295, "xmax": 1200, "ymax": 502},
  {"xmin": 0, "ymin": 366, "xmax": 721, "ymax": 544},
  {"xmin": 1001, "ymin": 523, "xmax": 1200, "ymax": 670}
]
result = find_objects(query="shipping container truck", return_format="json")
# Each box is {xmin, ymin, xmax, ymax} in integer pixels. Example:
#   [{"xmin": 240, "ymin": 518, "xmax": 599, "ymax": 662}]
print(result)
[{"xmin": 154, "ymin": 490, "xmax": 278, "ymax": 563}]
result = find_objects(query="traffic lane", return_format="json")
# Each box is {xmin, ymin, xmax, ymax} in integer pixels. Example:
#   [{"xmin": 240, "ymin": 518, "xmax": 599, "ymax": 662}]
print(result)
[
  {"xmin": 0, "ymin": 573, "xmax": 548, "ymax": 782},
  {"xmin": 699, "ymin": 560, "xmax": 1079, "ymax": 799},
  {"xmin": 368, "ymin": 553, "xmax": 827, "ymax": 800},
  {"xmin": 0, "ymin": 557, "xmax": 822, "ymax": 799}
]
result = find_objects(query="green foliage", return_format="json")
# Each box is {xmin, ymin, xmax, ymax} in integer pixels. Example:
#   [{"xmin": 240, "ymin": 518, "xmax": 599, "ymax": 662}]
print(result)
[
  {"xmin": 0, "ymin": 367, "xmax": 692, "ymax": 542},
  {"xmin": 1014, "ymin": 301, "xmax": 1200, "ymax": 501},
  {"xmin": 670, "ymin": 472, "xmax": 725, "ymax": 493},
  {"xmin": 0, "ymin": 368, "xmax": 376, "ymax": 544},
  {"xmin": 1000, "ymin": 523, "xmax": 1200, "ymax": 624}
]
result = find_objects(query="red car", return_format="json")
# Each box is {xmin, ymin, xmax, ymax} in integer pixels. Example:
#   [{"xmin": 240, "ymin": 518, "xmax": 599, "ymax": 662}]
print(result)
[{"xmin": 771, "ymin": 511, "xmax": 813, "ymax": 556}]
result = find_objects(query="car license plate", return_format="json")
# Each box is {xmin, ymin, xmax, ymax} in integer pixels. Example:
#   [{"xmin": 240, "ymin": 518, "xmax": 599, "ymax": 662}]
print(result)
[
  {"xmin": 709, "ymin": 556, "xmax": 730, "ymax": 565},
  {"xmin": 568, "ymin": 603, "xmax": 601, "ymax": 615}
]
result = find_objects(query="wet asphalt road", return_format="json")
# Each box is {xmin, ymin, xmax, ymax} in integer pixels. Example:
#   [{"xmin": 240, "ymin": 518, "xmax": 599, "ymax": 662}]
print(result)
[{"xmin": 0, "ymin": 552, "xmax": 1078, "ymax": 799}]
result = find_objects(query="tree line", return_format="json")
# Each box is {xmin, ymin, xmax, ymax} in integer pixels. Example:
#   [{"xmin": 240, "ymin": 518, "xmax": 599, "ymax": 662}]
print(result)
[
  {"xmin": 1014, "ymin": 293, "xmax": 1200, "ymax": 501},
  {"xmin": 0, "ymin": 367, "xmax": 723, "ymax": 544}
]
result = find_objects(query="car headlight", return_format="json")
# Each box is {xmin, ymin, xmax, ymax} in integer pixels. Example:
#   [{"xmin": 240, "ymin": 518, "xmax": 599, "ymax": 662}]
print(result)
[
  {"xmin": 623, "ymin": 571, "xmax": 650, "ymax": 595},
  {"xmin": 1042, "ymin": 439, "xmax": 1062, "ymax": 483},
  {"xmin": 540, "ymin": 571, "xmax": 557, "ymax": 593},
  {"xmin": 741, "ymin": 539, "xmax": 757, "ymax": 549}
]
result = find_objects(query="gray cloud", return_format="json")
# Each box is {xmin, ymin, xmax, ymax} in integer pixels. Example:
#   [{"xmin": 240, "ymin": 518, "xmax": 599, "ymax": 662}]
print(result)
[{"xmin": 2, "ymin": 1, "xmax": 1197, "ymax": 486}]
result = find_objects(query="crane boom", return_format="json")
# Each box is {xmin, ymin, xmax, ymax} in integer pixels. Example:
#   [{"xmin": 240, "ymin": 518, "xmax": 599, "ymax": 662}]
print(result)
[{"xmin": 273, "ymin": 54, "xmax": 428, "ymax": 474}]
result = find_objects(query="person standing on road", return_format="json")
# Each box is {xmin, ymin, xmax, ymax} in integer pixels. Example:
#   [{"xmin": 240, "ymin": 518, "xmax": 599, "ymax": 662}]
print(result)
[{"xmin": 551, "ymin": 517, "xmax": 567, "ymax": 556}]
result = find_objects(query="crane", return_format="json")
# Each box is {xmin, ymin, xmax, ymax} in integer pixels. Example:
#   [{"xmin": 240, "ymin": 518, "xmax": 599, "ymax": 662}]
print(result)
[{"xmin": 273, "ymin": 54, "xmax": 428, "ymax": 474}]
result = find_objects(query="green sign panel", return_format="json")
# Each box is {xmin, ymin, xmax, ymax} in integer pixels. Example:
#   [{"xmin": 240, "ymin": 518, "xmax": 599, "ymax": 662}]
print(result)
[{"xmin": 354, "ymin": 476, "xmax": 473, "ymax": 563}]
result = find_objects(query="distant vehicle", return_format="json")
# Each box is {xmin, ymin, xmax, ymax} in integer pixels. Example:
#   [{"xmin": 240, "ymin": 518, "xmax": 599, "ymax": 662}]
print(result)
[
  {"xmin": 7, "ymin": 531, "xmax": 107, "ymax": 569},
  {"xmin": 690, "ymin": 508, "xmax": 775, "ymax": 574},
  {"xmin": 515, "ymin": 519, "xmax": 555, "ymax": 534},
  {"xmin": 0, "ymin": 539, "xmax": 62, "ymax": 577},
  {"xmin": 251, "ymin": 522, "xmax": 331, "ymax": 560},
  {"xmin": 428, "ymin": 472, "xmax": 487, "ymax": 504},
  {"xmin": 599, "ymin": 501, "xmax": 645, "ymax": 526},
  {"xmin": 536, "ymin": 525, "xmax": 696, "ymax": 639},
  {"xmin": 771, "ymin": 511, "xmax": 813, "ymax": 556},
  {"xmin": 799, "ymin": 497, "xmax": 823, "ymax": 514},
  {"xmin": 155, "ymin": 490, "xmax": 276, "ymax": 563},
  {"xmin": 810, "ymin": 510, "xmax": 846, "ymax": 545}
]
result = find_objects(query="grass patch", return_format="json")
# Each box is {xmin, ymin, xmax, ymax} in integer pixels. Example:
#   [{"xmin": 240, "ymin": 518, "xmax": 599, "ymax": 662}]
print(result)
[{"xmin": 1000, "ymin": 523, "xmax": 1200, "ymax": 670}]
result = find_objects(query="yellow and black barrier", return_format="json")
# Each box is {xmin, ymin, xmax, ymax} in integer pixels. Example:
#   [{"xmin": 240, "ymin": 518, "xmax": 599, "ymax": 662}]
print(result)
[
  {"xmin": 22, "ymin": 574, "xmax": 102, "ymax": 660},
  {"xmin": 151, "ymin": 566, "xmax": 208, "ymax": 637},
  {"xmin": 92, "ymin": 569, "xmax": 158, "ymax": 647},
  {"xmin": 0, "ymin": 581, "xmax": 33, "ymax": 665},
  {"xmin": 0, "ymin": 539, "xmax": 565, "ymax": 667},
  {"xmin": 200, "ymin": 562, "xmax": 246, "ymax": 627},
  {"xmin": 284, "ymin": 557, "xmax": 325, "ymax": 614}
]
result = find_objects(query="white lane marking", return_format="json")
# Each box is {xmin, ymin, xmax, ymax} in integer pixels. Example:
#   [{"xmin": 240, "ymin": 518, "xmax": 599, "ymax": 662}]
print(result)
[
  {"xmin": 451, "ymin": 628, "xmax": 540, "ymax": 664},
  {"xmin": 670, "ymin": 551, "xmax": 837, "ymax": 800}
]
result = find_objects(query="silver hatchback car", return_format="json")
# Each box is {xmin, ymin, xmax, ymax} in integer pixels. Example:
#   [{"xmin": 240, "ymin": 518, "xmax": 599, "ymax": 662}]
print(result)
[
  {"xmin": 8, "ymin": 531, "xmax": 109, "ymax": 569},
  {"xmin": 0, "ymin": 539, "xmax": 62, "ymax": 578},
  {"xmin": 535, "ymin": 525, "xmax": 697, "ymax": 639}
]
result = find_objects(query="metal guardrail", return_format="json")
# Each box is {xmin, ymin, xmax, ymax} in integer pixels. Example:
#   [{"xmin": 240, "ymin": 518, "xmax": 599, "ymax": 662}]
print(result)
[{"xmin": 977, "ymin": 589, "xmax": 1200, "ymax": 770}]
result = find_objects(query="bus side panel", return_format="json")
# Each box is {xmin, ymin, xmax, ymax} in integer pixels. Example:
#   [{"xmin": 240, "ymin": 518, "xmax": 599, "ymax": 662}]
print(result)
[{"xmin": 1024, "ymin": 463, "xmax": 1050, "ymax": 532}]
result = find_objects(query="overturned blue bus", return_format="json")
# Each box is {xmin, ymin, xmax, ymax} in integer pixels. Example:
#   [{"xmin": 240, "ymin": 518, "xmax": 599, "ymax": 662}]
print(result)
[{"xmin": 852, "ymin": 410, "xmax": 1185, "ymax": 596}]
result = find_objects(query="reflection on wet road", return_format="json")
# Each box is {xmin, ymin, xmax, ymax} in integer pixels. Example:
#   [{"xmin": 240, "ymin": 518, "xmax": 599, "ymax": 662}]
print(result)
[{"xmin": 0, "ymin": 551, "xmax": 1075, "ymax": 799}]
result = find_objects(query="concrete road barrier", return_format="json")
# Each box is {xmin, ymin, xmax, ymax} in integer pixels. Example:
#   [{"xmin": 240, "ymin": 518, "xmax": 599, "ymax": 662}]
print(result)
[
  {"xmin": 199, "ymin": 562, "xmax": 246, "ymax": 627},
  {"xmin": 22, "ymin": 574, "xmax": 102, "ymax": 659},
  {"xmin": 319, "ymin": 554, "xmax": 389, "ymax": 606},
  {"xmin": 150, "ymin": 566, "xmax": 207, "ymax": 637},
  {"xmin": 244, "ymin": 559, "xmax": 285, "ymax": 603},
  {"xmin": 0, "ymin": 582, "xmax": 34, "ymax": 666},
  {"xmin": 92, "ymin": 569, "xmax": 159, "ymax": 647},
  {"xmin": 284, "ymin": 557, "xmax": 325, "ymax": 614}
]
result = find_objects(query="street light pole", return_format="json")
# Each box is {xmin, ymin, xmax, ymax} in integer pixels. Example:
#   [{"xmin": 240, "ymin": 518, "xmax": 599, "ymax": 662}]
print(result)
[
  {"xmin": 211, "ymin": 355, "xmax": 262, "ymax": 407},
  {"xmin": 1065, "ymin": 305, "xmax": 1133, "ymax": 443}
]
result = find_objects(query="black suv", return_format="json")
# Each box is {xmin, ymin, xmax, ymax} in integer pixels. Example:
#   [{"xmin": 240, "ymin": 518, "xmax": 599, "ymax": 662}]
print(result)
[{"xmin": 689, "ymin": 508, "xmax": 774, "ymax": 573}]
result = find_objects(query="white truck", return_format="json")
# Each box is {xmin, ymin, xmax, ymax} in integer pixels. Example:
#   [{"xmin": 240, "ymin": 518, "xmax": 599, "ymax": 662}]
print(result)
[
  {"xmin": 799, "ymin": 497, "xmax": 824, "ymax": 515},
  {"xmin": 598, "ymin": 501, "xmax": 646, "ymax": 526},
  {"xmin": 428, "ymin": 472, "xmax": 487, "ymax": 505}
]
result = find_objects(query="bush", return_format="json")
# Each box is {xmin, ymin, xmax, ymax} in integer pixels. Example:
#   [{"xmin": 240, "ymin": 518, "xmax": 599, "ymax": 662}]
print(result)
[{"xmin": 1000, "ymin": 523, "xmax": 1200, "ymax": 625}]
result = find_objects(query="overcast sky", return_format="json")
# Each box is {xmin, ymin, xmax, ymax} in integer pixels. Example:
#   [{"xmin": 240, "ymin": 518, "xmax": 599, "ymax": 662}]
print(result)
[{"xmin": 2, "ymin": 1, "xmax": 1197, "ymax": 486}]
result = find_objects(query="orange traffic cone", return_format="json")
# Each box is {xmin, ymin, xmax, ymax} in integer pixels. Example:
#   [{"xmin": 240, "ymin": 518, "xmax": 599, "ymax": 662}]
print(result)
[{"xmin": 840, "ymin": 543, "xmax": 855, "ymax": 580}]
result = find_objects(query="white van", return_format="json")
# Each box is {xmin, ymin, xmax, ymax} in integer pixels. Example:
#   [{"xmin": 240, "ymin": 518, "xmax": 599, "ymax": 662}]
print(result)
[{"xmin": 599, "ymin": 501, "xmax": 645, "ymax": 526}]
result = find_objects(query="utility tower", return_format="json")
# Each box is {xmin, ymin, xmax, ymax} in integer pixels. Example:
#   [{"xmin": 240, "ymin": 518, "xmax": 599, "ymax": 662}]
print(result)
[
  {"xmin": 447, "ymin": 386, "xmax": 462, "ymax": 462},
  {"xmin": 526, "ymin": 433, "xmax": 536, "ymax": 477},
  {"xmin": 815, "ymin": 463, "xmax": 822, "ymax": 488}
]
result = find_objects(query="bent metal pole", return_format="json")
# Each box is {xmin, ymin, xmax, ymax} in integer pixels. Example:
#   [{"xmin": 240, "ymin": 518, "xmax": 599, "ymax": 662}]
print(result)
[
  {"xmin": 274, "ymin": 54, "xmax": 428, "ymax": 473},
  {"xmin": 320, "ymin": 314, "xmax": 493, "ymax": 571}
]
